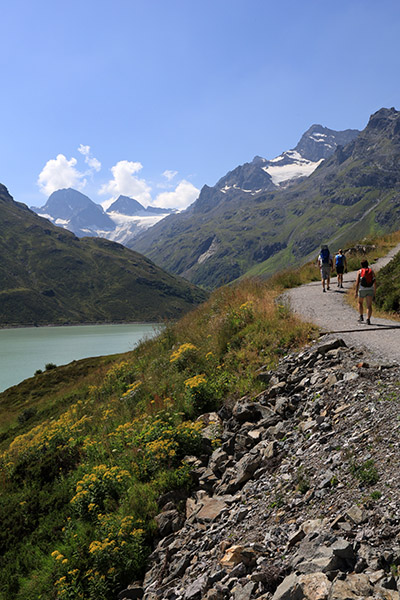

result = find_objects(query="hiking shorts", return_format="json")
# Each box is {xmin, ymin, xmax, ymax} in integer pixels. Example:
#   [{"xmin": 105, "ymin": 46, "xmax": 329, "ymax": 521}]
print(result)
[
  {"xmin": 336, "ymin": 266, "xmax": 344, "ymax": 274},
  {"xmin": 320, "ymin": 265, "xmax": 331, "ymax": 280},
  {"xmin": 358, "ymin": 288, "xmax": 374, "ymax": 298}
]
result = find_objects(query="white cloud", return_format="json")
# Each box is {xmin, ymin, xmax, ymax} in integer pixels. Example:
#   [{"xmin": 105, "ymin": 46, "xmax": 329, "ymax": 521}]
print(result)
[
  {"xmin": 154, "ymin": 179, "xmax": 200, "ymax": 210},
  {"xmin": 99, "ymin": 160, "xmax": 153, "ymax": 208},
  {"xmin": 78, "ymin": 144, "xmax": 90, "ymax": 156},
  {"xmin": 78, "ymin": 144, "xmax": 101, "ymax": 172},
  {"xmin": 163, "ymin": 169, "xmax": 178, "ymax": 181},
  {"xmin": 37, "ymin": 154, "xmax": 87, "ymax": 196}
]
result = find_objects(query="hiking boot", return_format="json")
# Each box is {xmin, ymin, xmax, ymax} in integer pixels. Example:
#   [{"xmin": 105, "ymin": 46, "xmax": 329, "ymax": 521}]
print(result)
[
  {"xmin": 327, "ymin": 286, "xmax": 330, "ymax": 290},
  {"xmin": 366, "ymin": 318, "xmax": 371, "ymax": 325},
  {"xmin": 323, "ymin": 288, "xmax": 326, "ymax": 292},
  {"xmin": 358, "ymin": 315, "xmax": 364, "ymax": 323}
]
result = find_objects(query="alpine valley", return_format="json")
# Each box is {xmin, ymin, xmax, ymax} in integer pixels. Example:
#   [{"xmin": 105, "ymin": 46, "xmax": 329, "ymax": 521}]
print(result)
[
  {"xmin": 0, "ymin": 185, "xmax": 207, "ymax": 326},
  {"xmin": 130, "ymin": 107, "xmax": 400, "ymax": 289}
]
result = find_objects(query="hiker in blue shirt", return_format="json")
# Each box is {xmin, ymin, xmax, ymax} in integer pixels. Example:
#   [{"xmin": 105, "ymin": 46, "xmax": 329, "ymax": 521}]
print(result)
[
  {"xmin": 334, "ymin": 249, "xmax": 347, "ymax": 288},
  {"xmin": 317, "ymin": 245, "xmax": 334, "ymax": 292}
]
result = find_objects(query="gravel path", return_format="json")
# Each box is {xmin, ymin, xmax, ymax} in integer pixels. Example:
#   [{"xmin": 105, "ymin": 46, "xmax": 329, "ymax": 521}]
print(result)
[{"xmin": 285, "ymin": 243, "xmax": 400, "ymax": 365}]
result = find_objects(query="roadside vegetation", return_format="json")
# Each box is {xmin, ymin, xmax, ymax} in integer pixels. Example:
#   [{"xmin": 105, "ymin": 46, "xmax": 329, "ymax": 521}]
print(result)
[
  {"xmin": 0, "ymin": 278, "xmax": 315, "ymax": 600},
  {"xmin": 1, "ymin": 230, "xmax": 399, "ymax": 600},
  {"xmin": 269, "ymin": 230, "xmax": 400, "ymax": 308}
]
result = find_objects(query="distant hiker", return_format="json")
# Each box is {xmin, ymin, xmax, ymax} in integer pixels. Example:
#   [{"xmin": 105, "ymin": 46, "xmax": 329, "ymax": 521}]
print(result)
[
  {"xmin": 317, "ymin": 245, "xmax": 334, "ymax": 292},
  {"xmin": 355, "ymin": 259, "xmax": 376, "ymax": 325},
  {"xmin": 335, "ymin": 249, "xmax": 347, "ymax": 288}
]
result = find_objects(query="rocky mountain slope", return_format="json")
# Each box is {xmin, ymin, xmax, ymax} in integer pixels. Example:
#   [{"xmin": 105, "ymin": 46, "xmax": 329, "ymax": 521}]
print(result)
[
  {"xmin": 32, "ymin": 188, "xmax": 173, "ymax": 244},
  {"xmin": 122, "ymin": 337, "xmax": 400, "ymax": 600},
  {"xmin": 0, "ymin": 184, "xmax": 207, "ymax": 326},
  {"xmin": 130, "ymin": 108, "xmax": 400, "ymax": 289}
]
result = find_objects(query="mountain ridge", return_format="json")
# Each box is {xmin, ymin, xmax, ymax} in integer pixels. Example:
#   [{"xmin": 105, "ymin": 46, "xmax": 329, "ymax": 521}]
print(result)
[
  {"xmin": 0, "ymin": 184, "xmax": 207, "ymax": 326},
  {"xmin": 32, "ymin": 189, "xmax": 174, "ymax": 244},
  {"xmin": 130, "ymin": 107, "xmax": 400, "ymax": 288}
]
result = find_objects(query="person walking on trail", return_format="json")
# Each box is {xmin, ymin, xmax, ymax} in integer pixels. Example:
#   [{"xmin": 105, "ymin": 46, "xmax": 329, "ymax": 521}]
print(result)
[
  {"xmin": 317, "ymin": 245, "xmax": 334, "ymax": 292},
  {"xmin": 335, "ymin": 249, "xmax": 347, "ymax": 288},
  {"xmin": 355, "ymin": 259, "xmax": 376, "ymax": 325}
]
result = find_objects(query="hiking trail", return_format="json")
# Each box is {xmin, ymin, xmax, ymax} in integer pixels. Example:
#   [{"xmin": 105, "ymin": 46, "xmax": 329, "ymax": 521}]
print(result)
[{"xmin": 285, "ymin": 243, "xmax": 400, "ymax": 365}]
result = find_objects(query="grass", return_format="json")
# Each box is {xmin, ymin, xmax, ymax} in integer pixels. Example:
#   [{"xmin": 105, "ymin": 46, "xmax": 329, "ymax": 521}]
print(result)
[
  {"xmin": 268, "ymin": 230, "xmax": 400, "ymax": 294},
  {"xmin": 1, "ymin": 228, "xmax": 399, "ymax": 599},
  {"xmin": 0, "ymin": 185, "xmax": 208, "ymax": 327},
  {"xmin": 0, "ymin": 277, "xmax": 315, "ymax": 600}
]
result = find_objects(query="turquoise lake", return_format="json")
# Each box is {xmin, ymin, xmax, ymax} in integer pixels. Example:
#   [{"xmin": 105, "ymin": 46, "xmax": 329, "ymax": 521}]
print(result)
[{"xmin": 0, "ymin": 323, "xmax": 161, "ymax": 393}]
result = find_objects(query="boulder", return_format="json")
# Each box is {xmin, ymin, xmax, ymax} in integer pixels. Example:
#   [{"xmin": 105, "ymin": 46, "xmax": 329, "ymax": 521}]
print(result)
[
  {"xmin": 154, "ymin": 509, "xmax": 184, "ymax": 537},
  {"xmin": 220, "ymin": 545, "xmax": 257, "ymax": 570}
]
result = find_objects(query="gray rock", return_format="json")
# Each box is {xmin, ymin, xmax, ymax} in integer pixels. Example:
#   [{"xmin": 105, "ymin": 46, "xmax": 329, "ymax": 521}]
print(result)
[
  {"xmin": 235, "ymin": 452, "xmax": 262, "ymax": 486},
  {"xmin": 231, "ymin": 581, "xmax": 257, "ymax": 600},
  {"xmin": 184, "ymin": 575, "xmax": 209, "ymax": 600},
  {"xmin": 272, "ymin": 573, "xmax": 303, "ymax": 600},
  {"xmin": 208, "ymin": 448, "xmax": 230, "ymax": 474},
  {"xmin": 154, "ymin": 510, "xmax": 184, "ymax": 537},
  {"xmin": 195, "ymin": 495, "xmax": 228, "ymax": 523},
  {"xmin": 346, "ymin": 505, "xmax": 366, "ymax": 525}
]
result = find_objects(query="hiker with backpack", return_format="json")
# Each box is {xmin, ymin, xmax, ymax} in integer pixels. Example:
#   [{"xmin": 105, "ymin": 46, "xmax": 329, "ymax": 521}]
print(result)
[
  {"xmin": 317, "ymin": 245, "xmax": 334, "ymax": 292},
  {"xmin": 355, "ymin": 259, "xmax": 376, "ymax": 325},
  {"xmin": 335, "ymin": 249, "xmax": 347, "ymax": 288}
]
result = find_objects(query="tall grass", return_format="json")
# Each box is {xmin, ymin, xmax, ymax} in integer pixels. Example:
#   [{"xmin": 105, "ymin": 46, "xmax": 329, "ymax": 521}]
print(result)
[
  {"xmin": 0, "ymin": 278, "xmax": 315, "ymax": 600},
  {"xmin": 269, "ymin": 231, "xmax": 400, "ymax": 290}
]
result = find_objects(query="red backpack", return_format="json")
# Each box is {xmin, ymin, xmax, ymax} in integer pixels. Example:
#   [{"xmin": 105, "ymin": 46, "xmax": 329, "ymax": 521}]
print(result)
[{"xmin": 360, "ymin": 267, "xmax": 374, "ymax": 287}]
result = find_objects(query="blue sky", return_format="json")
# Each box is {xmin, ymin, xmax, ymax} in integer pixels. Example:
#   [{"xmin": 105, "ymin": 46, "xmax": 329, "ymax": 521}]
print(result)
[{"xmin": 1, "ymin": 0, "xmax": 400, "ymax": 209}]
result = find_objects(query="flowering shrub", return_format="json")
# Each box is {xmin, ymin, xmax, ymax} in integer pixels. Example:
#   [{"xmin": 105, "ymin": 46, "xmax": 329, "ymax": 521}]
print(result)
[
  {"xmin": 169, "ymin": 343, "xmax": 198, "ymax": 370},
  {"xmin": 71, "ymin": 465, "xmax": 131, "ymax": 517},
  {"xmin": 132, "ymin": 416, "xmax": 203, "ymax": 479},
  {"xmin": 121, "ymin": 380, "xmax": 142, "ymax": 399},
  {"xmin": 184, "ymin": 373, "xmax": 216, "ymax": 413},
  {"xmin": 100, "ymin": 361, "xmax": 136, "ymax": 396},
  {"xmin": 1, "ymin": 403, "xmax": 90, "ymax": 483},
  {"xmin": 228, "ymin": 301, "xmax": 254, "ymax": 332},
  {"xmin": 52, "ymin": 514, "xmax": 146, "ymax": 600}
]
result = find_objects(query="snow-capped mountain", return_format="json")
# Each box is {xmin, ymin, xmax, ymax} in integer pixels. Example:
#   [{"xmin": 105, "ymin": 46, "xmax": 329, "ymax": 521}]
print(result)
[
  {"xmin": 31, "ymin": 189, "xmax": 174, "ymax": 243},
  {"xmin": 262, "ymin": 124, "xmax": 360, "ymax": 185},
  {"xmin": 214, "ymin": 124, "xmax": 360, "ymax": 198}
]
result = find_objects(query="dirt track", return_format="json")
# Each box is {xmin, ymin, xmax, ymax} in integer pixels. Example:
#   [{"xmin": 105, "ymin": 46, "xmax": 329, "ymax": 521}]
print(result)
[{"xmin": 285, "ymin": 243, "xmax": 400, "ymax": 365}]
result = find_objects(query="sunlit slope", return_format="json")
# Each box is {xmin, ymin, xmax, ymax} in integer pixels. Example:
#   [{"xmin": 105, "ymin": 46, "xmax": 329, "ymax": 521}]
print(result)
[
  {"xmin": 132, "ymin": 108, "xmax": 400, "ymax": 288},
  {"xmin": 0, "ymin": 185, "xmax": 207, "ymax": 326}
]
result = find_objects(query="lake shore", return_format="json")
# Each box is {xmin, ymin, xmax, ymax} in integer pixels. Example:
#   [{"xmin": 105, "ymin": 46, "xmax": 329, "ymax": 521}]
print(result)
[
  {"xmin": 0, "ymin": 322, "xmax": 161, "ymax": 392},
  {"xmin": 0, "ymin": 319, "xmax": 164, "ymax": 331}
]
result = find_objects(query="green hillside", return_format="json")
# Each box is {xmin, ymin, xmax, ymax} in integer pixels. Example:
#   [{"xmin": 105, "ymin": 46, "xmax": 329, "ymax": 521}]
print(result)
[
  {"xmin": 0, "ymin": 277, "xmax": 315, "ymax": 600},
  {"xmin": 131, "ymin": 108, "xmax": 400, "ymax": 288},
  {"xmin": 375, "ymin": 250, "xmax": 400, "ymax": 313},
  {"xmin": 0, "ymin": 185, "xmax": 207, "ymax": 326},
  {"xmin": 0, "ymin": 229, "xmax": 399, "ymax": 599}
]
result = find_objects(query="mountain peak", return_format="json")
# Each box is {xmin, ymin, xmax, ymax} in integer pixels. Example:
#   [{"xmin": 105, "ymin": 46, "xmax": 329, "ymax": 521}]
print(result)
[
  {"xmin": 366, "ymin": 106, "xmax": 399, "ymax": 131},
  {"xmin": 294, "ymin": 124, "xmax": 360, "ymax": 162},
  {"xmin": 107, "ymin": 195, "xmax": 146, "ymax": 215}
]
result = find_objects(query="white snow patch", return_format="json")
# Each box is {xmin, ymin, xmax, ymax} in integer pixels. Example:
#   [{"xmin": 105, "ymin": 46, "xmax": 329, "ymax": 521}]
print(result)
[
  {"xmin": 55, "ymin": 218, "xmax": 70, "ymax": 226},
  {"xmin": 263, "ymin": 158, "xmax": 323, "ymax": 185},
  {"xmin": 268, "ymin": 155, "xmax": 285, "ymax": 164},
  {"xmin": 309, "ymin": 135, "xmax": 327, "ymax": 143},
  {"xmin": 107, "ymin": 212, "xmax": 167, "ymax": 228},
  {"xmin": 38, "ymin": 212, "xmax": 55, "ymax": 221}
]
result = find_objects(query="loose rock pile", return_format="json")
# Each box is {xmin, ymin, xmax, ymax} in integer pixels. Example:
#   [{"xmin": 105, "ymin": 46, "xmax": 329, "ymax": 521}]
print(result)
[{"xmin": 119, "ymin": 338, "xmax": 400, "ymax": 600}]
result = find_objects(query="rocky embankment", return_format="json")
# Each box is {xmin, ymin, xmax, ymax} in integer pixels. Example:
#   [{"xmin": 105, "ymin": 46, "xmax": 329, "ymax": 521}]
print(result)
[{"xmin": 119, "ymin": 338, "xmax": 400, "ymax": 600}]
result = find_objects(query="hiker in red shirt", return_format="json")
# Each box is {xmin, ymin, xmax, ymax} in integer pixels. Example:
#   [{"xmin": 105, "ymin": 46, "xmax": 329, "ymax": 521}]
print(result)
[{"xmin": 355, "ymin": 259, "xmax": 376, "ymax": 325}]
